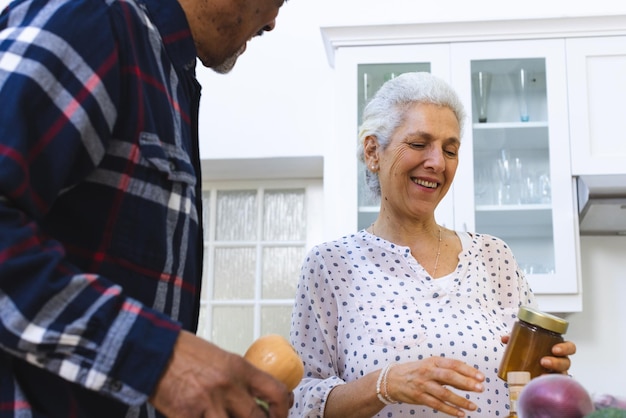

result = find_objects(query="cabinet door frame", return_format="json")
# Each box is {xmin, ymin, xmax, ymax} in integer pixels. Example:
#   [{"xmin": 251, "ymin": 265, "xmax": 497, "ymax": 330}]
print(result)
[{"xmin": 567, "ymin": 35, "xmax": 626, "ymax": 175}]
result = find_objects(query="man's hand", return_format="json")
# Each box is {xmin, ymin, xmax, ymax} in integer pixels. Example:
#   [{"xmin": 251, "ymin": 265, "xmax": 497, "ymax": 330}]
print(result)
[{"xmin": 149, "ymin": 330, "xmax": 291, "ymax": 418}]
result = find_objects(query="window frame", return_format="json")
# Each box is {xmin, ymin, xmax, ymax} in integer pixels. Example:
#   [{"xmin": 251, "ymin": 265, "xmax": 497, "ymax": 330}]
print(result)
[{"xmin": 198, "ymin": 178, "xmax": 323, "ymax": 354}]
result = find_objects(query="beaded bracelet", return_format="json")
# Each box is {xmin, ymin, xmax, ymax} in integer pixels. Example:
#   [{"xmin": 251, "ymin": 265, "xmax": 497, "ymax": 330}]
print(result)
[{"xmin": 376, "ymin": 363, "xmax": 399, "ymax": 405}]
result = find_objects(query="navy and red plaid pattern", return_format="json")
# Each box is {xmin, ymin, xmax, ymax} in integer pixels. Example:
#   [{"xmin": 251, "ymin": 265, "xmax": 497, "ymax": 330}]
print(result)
[{"xmin": 0, "ymin": 0, "xmax": 203, "ymax": 415}]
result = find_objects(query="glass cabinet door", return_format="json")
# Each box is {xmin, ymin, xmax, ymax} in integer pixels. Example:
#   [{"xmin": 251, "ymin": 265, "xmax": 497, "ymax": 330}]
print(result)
[
  {"xmin": 451, "ymin": 40, "xmax": 580, "ymax": 305},
  {"xmin": 471, "ymin": 58, "xmax": 554, "ymax": 275},
  {"xmin": 357, "ymin": 62, "xmax": 430, "ymax": 231}
]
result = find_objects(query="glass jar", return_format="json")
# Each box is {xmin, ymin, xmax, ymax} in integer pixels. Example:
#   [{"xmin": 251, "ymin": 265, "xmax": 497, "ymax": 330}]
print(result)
[{"xmin": 498, "ymin": 306, "xmax": 569, "ymax": 380}]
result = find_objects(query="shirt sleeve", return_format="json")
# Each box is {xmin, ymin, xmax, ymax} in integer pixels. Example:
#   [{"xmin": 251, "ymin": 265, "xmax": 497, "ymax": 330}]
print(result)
[
  {"xmin": 0, "ymin": 0, "xmax": 180, "ymax": 406},
  {"xmin": 289, "ymin": 246, "xmax": 347, "ymax": 418},
  {"xmin": 485, "ymin": 233, "xmax": 537, "ymax": 327}
]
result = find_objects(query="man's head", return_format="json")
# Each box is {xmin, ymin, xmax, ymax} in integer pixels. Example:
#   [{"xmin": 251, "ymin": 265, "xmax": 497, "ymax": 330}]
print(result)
[{"xmin": 178, "ymin": 0, "xmax": 285, "ymax": 73}]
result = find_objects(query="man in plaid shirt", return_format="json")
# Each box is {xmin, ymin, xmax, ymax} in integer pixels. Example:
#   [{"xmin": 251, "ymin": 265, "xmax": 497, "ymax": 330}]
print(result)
[{"xmin": 0, "ymin": 0, "xmax": 291, "ymax": 416}]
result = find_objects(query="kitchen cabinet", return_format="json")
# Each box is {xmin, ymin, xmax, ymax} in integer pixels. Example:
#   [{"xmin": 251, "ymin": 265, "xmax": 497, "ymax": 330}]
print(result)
[
  {"xmin": 567, "ymin": 36, "xmax": 626, "ymax": 176},
  {"xmin": 322, "ymin": 26, "xmax": 592, "ymax": 312}
]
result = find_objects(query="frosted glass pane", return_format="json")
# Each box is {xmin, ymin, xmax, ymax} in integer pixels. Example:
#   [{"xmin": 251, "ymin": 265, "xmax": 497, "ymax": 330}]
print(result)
[
  {"xmin": 212, "ymin": 306, "xmax": 253, "ymax": 355},
  {"xmin": 213, "ymin": 247, "xmax": 255, "ymax": 299},
  {"xmin": 201, "ymin": 191, "xmax": 211, "ymax": 241},
  {"xmin": 262, "ymin": 246, "xmax": 303, "ymax": 299},
  {"xmin": 263, "ymin": 189, "xmax": 306, "ymax": 241},
  {"xmin": 261, "ymin": 306, "xmax": 293, "ymax": 340},
  {"xmin": 216, "ymin": 190, "xmax": 257, "ymax": 241},
  {"xmin": 196, "ymin": 304, "xmax": 208, "ymax": 340}
]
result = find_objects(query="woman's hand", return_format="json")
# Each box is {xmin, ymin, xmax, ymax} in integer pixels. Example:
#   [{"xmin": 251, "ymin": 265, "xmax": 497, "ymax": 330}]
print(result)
[
  {"xmin": 387, "ymin": 357, "xmax": 485, "ymax": 417},
  {"xmin": 541, "ymin": 340, "xmax": 576, "ymax": 374},
  {"xmin": 501, "ymin": 335, "xmax": 576, "ymax": 375}
]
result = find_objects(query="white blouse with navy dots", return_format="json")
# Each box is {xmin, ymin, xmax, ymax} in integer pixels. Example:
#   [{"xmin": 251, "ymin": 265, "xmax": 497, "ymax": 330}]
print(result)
[{"xmin": 289, "ymin": 230, "xmax": 536, "ymax": 418}]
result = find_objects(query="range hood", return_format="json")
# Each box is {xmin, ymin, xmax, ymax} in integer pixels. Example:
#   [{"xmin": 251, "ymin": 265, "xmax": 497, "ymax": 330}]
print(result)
[{"xmin": 577, "ymin": 175, "xmax": 626, "ymax": 236}]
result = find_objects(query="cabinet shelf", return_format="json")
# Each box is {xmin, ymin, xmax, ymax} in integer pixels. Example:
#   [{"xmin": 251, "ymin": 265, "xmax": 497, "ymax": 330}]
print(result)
[
  {"xmin": 473, "ymin": 121, "xmax": 548, "ymax": 130},
  {"xmin": 476, "ymin": 206, "xmax": 552, "ymax": 238},
  {"xmin": 473, "ymin": 123, "xmax": 549, "ymax": 151},
  {"xmin": 475, "ymin": 203, "xmax": 551, "ymax": 212}
]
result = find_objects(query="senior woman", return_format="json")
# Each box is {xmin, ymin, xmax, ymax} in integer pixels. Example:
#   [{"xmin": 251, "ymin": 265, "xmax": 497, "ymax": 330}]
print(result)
[{"xmin": 289, "ymin": 72, "xmax": 576, "ymax": 418}]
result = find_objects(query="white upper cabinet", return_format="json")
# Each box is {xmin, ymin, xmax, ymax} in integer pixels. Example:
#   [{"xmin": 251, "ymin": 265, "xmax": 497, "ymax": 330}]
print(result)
[{"xmin": 567, "ymin": 35, "xmax": 626, "ymax": 176}]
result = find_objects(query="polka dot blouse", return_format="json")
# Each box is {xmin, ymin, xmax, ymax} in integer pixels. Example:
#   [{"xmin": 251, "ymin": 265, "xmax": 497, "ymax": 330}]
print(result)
[{"xmin": 289, "ymin": 230, "xmax": 536, "ymax": 418}]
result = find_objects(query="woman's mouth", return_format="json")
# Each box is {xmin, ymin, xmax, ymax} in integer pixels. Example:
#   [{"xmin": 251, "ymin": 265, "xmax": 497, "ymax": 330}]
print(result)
[{"xmin": 412, "ymin": 178, "xmax": 439, "ymax": 189}]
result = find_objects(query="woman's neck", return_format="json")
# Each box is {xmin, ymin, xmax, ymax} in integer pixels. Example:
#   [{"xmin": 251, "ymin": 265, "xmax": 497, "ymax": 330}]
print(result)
[{"xmin": 369, "ymin": 217, "xmax": 440, "ymax": 246}]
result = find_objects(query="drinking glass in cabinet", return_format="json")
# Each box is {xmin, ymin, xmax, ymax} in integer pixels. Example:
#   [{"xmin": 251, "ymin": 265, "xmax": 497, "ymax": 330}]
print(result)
[
  {"xmin": 494, "ymin": 149, "xmax": 523, "ymax": 205},
  {"xmin": 472, "ymin": 71, "xmax": 492, "ymax": 123},
  {"xmin": 512, "ymin": 67, "xmax": 531, "ymax": 122},
  {"xmin": 471, "ymin": 58, "xmax": 546, "ymax": 123},
  {"xmin": 474, "ymin": 164, "xmax": 495, "ymax": 205}
]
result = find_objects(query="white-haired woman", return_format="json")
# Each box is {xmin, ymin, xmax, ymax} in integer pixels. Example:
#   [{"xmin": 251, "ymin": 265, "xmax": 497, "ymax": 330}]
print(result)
[{"xmin": 289, "ymin": 72, "xmax": 575, "ymax": 418}]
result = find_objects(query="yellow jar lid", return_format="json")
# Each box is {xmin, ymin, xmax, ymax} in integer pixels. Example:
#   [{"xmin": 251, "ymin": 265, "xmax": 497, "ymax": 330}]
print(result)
[{"xmin": 518, "ymin": 306, "xmax": 569, "ymax": 334}]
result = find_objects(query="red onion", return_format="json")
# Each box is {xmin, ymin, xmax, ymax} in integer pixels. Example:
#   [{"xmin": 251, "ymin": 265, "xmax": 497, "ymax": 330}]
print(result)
[{"xmin": 518, "ymin": 374, "xmax": 594, "ymax": 418}]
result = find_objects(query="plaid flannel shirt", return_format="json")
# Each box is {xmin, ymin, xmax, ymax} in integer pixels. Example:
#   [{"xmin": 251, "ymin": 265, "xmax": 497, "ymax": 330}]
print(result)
[{"xmin": 0, "ymin": 0, "xmax": 203, "ymax": 415}]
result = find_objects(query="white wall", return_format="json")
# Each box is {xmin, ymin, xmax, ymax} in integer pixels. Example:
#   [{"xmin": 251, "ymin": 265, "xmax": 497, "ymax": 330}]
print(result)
[
  {"xmin": 568, "ymin": 236, "xmax": 626, "ymax": 396},
  {"xmin": 196, "ymin": 0, "xmax": 332, "ymax": 161}
]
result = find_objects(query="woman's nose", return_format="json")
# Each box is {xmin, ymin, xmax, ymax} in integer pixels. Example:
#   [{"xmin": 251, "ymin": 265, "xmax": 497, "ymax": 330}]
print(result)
[{"xmin": 425, "ymin": 148, "xmax": 445, "ymax": 171}]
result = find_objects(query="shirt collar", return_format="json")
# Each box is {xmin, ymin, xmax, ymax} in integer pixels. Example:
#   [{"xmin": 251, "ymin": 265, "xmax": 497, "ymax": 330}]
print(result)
[{"xmin": 138, "ymin": 0, "xmax": 198, "ymax": 75}]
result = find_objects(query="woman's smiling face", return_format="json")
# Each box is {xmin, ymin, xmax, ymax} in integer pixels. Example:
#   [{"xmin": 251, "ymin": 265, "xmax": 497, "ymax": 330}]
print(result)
[{"xmin": 374, "ymin": 102, "xmax": 461, "ymax": 220}]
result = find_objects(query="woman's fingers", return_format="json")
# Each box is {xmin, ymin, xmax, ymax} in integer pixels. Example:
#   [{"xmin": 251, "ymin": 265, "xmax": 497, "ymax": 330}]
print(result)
[
  {"xmin": 428, "ymin": 358, "xmax": 485, "ymax": 390},
  {"xmin": 389, "ymin": 358, "xmax": 484, "ymax": 415},
  {"xmin": 416, "ymin": 381, "xmax": 479, "ymax": 415},
  {"xmin": 540, "ymin": 340, "xmax": 576, "ymax": 373}
]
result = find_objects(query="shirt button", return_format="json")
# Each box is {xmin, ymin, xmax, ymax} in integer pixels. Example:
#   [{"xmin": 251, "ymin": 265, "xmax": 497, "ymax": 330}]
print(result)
[
  {"xmin": 109, "ymin": 380, "xmax": 123, "ymax": 392},
  {"xmin": 169, "ymin": 161, "xmax": 177, "ymax": 171}
]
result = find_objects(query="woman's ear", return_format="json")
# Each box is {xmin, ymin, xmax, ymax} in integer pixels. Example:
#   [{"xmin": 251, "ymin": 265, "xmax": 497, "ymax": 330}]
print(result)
[{"xmin": 363, "ymin": 135, "xmax": 379, "ymax": 171}]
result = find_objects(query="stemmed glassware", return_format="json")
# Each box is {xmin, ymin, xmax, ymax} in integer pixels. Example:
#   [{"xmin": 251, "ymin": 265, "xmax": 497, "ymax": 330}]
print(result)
[
  {"xmin": 494, "ymin": 149, "xmax": 523, "ymax": 205},
  {"xmin": 472, "ymin": 71, "xmax": 492, "ymax": 123},
  {"xmin": 512, "ymin": 67, "xmax": 530, "ymax": 122}
]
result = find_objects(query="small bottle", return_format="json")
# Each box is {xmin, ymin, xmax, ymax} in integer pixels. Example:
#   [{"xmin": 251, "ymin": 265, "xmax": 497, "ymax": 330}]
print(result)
[
  {"xmin": 506, "ymin": 371, "xmax": 531, "ymax": 418},
  {"xmin": 498, "ymin": 306, "xmax": 568, "ymax": 380}
]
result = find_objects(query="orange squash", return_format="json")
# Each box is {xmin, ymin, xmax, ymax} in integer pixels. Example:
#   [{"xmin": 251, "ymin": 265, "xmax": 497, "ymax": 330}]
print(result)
[{"xmin": 244, "ymin": 334, "xmax": 304, "ymax": 391}]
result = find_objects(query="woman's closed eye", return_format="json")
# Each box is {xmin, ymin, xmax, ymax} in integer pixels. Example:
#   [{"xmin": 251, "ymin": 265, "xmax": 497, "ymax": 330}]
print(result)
[
  {"xmin": 408, "ymin": 142, "xmax": 426, "ymax": 150},
  {"xmin": 408, "ymin": 142, "xmax": 458, "ymax": 158}
]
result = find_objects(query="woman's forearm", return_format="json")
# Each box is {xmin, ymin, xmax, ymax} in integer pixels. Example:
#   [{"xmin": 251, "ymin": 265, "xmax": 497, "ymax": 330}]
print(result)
[{"xmin": 323, "ymin": 371, "xmax": 385, "ymax": 418}]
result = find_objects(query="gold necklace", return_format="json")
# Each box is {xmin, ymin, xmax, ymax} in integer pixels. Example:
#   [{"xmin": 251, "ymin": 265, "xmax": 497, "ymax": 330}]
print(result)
[
  {"xmin": 432, "ymin": 227, "xmax": 442, "ymax": 278},
  {"xmin": 370, "ymin": 224, "xmax": 443, "ymax": 278}
]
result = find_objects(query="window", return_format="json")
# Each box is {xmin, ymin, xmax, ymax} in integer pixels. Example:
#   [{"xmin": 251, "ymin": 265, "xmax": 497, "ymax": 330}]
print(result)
[{"xmin": 197, "ymin": 179, "xmax": 322, "ymax": 355}]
